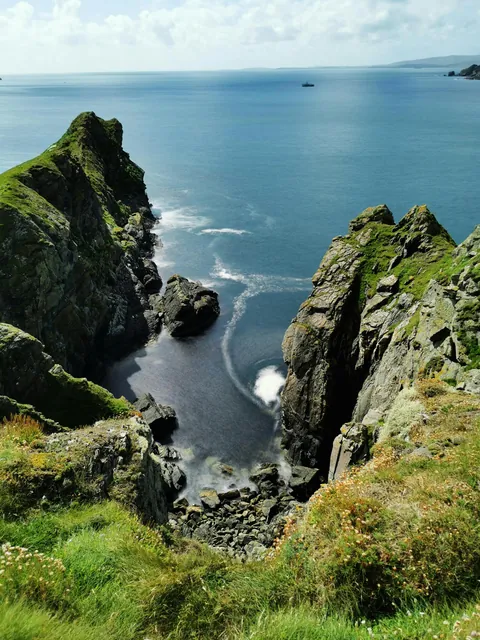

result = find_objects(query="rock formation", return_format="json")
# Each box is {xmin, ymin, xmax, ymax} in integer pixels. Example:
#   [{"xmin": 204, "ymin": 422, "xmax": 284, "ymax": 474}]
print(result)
[
  {"xmin": 0, "ymin": 322, "xmax": 131, "ymax": 428},
  {"xmin": 0, "ymin": 112, "xmax": 162, "ymax": 378},
  {"xmin": 161, "ymin": 275, "xmax": 220, "ymax": 337},
  {"xmin": 460, "ymin": 64, "xmax": 480, "ymax": 79},
  {"xmin": 282, "ymin": 204, "xmax": 480, "ymax": 479},
  {"xmin": 134, "ymin": 392, "xmax": 178, "ymax": 441}
]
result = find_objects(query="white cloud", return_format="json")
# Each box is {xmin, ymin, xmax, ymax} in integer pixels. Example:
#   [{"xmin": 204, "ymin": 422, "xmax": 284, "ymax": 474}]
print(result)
[{"xmin": 0, "ymin": 0, "xmax": 476, "ymax": 73}]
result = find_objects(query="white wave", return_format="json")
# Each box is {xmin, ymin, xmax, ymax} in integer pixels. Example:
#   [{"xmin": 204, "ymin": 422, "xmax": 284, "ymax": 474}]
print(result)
[
  {"xmin": 150, "ymin": 201, "xmax": 210, "ymax": 232},
  {"xmin": 254, "ymin": 366, "xmax": 286, "ymax": 407},
  {"xmin": 211, "ymin": 257, "xmax": 311, "ymax": 414},
  {"xmin": 200, "ymin": 228, "xmax": 251, "ymax": 236}
]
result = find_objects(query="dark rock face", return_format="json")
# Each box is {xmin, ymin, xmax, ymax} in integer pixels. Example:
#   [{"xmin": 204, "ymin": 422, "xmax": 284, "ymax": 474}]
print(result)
[
  {"xmin": 161, "ymin": 275, "xmax": 220, "ymax": 337},
  {"xmin": 134, "ymin": 393, "xmax": 177, "ymax": 441},
  {"xmin": 0, "ymin": 112, "xmax": 162, "ymax": 378},
  {"xmin": 447, "ymin": 71, "xmax": 456, "ymax": 77},
  {"xmin": 460, "ymin": 64, "xmax": 480, "ymax": 79},
  {"xmin": 281, "ymin": 204, "xmax": 480, "ymax": 480}
]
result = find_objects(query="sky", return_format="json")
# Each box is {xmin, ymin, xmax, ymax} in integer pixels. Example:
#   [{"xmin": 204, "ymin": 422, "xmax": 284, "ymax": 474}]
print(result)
[{"xmin": 0, "ymin": 0, "xmax": 479, "ymax": 73}]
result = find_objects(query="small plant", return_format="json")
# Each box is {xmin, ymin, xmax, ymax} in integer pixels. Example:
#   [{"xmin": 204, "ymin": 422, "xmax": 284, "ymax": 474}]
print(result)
[
  {"xmin": 0, "ymin": 415, "xmax": 44, "ymax": 447},
  {"xmin": 0, "ymin": 543, "xmax": 72, "ymax": 610}
]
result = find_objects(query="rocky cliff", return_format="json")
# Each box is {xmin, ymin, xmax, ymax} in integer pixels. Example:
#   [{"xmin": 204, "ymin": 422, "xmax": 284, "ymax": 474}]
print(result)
[
  {"xmin": 460, "ymin": 64, "xmax": 480, "ymax": 79},
  {"xmin": 0, "ymin": 112, "xmax": 162, "ymax": 378},
  {"xmin": 282, "ymin": 204, "xmax": 480, "ymax": 477}
]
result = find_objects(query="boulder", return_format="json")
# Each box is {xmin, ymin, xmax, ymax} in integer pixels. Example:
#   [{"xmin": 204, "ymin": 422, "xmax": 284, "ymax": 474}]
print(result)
[
  {"xmin": 134, "ymin": 393, "xmax": 177, "ymax": 441},
  {"xmin": 159, "ymin": 460, "xmax": 186, "ymax": 499},
  {"xmin": 377, "ymin": 275, "xmax": 399, "ymax": 293},
  {"xmin": 200, "ymin": 488, "xmax": 221, "ymax": 510},
  {"xmin": 161, "ymin": 275, "xmax": 220, "ymax": 337},
  {"xmin": 218, "ymin": 488, "xmax": 241, "ymax": 501},
  {"xmin": 289, "ymin": 466, "xmax": 321, "ymax": 500}
]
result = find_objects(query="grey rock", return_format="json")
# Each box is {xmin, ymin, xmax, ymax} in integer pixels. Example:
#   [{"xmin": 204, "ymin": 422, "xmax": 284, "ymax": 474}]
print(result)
[
  {"xmin": 218, "ymin": 488, "xmax": 241, "ymax": 501},
  {"xmin": 329, "ymin": 423, "xmax": 371, "ymax": 481},
  {"xmin": 134, "ymin": 393, "xmax": 177, "ymax": 441},
  {"xmin": 377, "ymin": 275, "xmax": 399, "ymax": 293},
  {"xmin": 282, "ymin": 204, "xmax": 461, "ymax": 477},
  {"xmin": 161, "ymin": 275, "xmax": 220, "ymax": 337},
  {"xmin": 199, "ymin": 488, "xmax": 221, "ymax": 509}
]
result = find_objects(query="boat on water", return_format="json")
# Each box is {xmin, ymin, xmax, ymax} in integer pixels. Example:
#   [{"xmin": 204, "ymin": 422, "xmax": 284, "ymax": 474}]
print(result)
[{"xmin": 302, "ymin": 82, "xmax": 314, "ymax": 87}]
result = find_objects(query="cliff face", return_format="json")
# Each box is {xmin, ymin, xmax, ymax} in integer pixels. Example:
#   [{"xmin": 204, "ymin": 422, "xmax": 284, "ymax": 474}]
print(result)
[
  {"xmin": 282, "ymin": 204, "xmax": 480, "ymax": 476},
  {"xmin": 0, "ymin": 112, "xmax": 161, "ymax": 378}
]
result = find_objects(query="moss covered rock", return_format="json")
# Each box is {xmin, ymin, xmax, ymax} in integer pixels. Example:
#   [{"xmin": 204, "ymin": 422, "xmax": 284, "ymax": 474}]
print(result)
[
  {"xmin": 0, "ymin": 323, "xmax": 131, "ymax": 428},
  {"xmin": 0, "ymin": 112, "xmax": 161, "ymax": 377}
]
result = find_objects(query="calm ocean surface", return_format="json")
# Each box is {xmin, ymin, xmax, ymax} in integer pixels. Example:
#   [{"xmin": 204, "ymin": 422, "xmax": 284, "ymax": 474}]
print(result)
[{"xmin": 1, "ymin": 69, "xmax": 479, "ymax": 497}]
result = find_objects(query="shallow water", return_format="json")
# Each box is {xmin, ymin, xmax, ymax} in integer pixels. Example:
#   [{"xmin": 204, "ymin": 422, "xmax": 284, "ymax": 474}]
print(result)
[{"xmin": 1, "ymin": 69, "xmax": 479, "ymax": 499}]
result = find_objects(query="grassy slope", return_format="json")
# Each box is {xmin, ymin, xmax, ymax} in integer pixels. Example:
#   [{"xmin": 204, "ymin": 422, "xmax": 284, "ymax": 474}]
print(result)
[{"xmin": 1, "ymin": 381, "xmax": 480, "ymax": 638}]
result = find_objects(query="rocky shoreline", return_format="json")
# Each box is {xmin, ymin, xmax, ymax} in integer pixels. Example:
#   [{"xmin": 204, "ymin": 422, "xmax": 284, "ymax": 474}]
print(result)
[{"xmin": 446, "ymin": 64, "xmax": 480, "ymax": 79}]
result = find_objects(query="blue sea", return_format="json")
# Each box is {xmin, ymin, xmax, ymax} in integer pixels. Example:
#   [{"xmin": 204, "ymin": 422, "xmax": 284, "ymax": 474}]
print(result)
[{"xmin": 1, "ymin": 69, "xmax": 479, "ymax": 498}]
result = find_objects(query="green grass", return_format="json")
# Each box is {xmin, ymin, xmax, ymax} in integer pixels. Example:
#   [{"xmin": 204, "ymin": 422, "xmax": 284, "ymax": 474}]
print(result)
[{"xmin": 1, "ymin": 386, "xmax": 480, "ymax": 638}]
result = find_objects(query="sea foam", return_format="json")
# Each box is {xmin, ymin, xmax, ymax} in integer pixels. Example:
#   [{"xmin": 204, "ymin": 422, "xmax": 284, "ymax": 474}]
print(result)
[
  {"xmin": 200, "ymin": 228, "xmax": 251, "ymax": 236},
  {"xmin": 253, "ymin": 366, "xmax": 286, "ymax": 407}
]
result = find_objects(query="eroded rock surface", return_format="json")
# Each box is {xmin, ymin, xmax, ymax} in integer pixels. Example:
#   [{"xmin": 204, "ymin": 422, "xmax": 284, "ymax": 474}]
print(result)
[{"xmin": 0, "ymin": 323, "xmax": 131, "ymax": 428}]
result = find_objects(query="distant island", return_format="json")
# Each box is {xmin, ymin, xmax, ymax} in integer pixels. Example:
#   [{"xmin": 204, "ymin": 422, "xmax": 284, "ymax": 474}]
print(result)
[{"xmin": 384, "ymin": 54, "xmax": 480, "ymax": 69}]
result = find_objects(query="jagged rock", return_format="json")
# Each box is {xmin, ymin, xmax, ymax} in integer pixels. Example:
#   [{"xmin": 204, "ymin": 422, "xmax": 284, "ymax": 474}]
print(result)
[
  {"xmin": 447, "ymin": 71, "xmax": 456, "ymax": 77},
  {"xmin": 156, "ymin": 445, "xmax": 182, "ymax": 461},
  {"xmin": 250, "ymin": 465, "xmax": 283, "ymax": 496},
  {"xmin": 161, "ymin": 275, "xmax": 220, "ymax": 337},
  {"xmin": 0, "ymin": 112, "xmax": 161, "ymax": 377},
  {"xmin": 260, "ymin": 498, "xmax": 279, "ymax": 521},
  {"xmin": 173, "ymin": 498, "xmax": 189, "ymax": 512},
  {"xmin": 160, "ymin": 461, "xmax": 186, "ymax": 499},
  {"xmin": 0, "ymin": 323, "xmax": 132, "ymax": 428},
  {"xmin": 200, "ymin": 488, "xmax": 221, "ymax": 509},
  {"xmin": 281, "ymin": 204, "xmax": 461, "ymax": 475},
  {"xmin": 134, "ymin": 393, "xmax": 177, "ymax": 441},
  {"xmin": 289, "ymin": 466, "xmax": 321, "ymax": 500},
  {"xmin": 45, "ymin": 416, "xmax": 169, "ymax": 523},
  {"xmin": 329, "ymin": 423, "xmax": 370, "ymax": 481}
]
